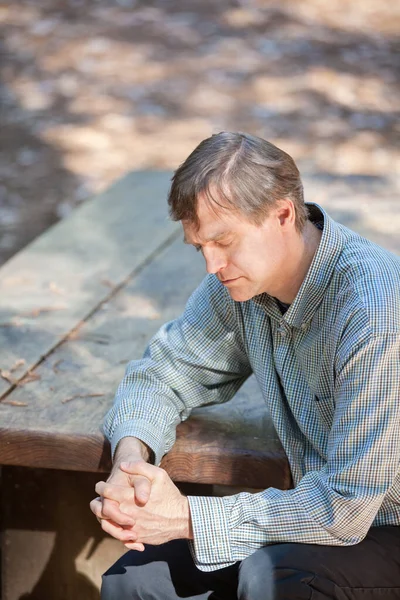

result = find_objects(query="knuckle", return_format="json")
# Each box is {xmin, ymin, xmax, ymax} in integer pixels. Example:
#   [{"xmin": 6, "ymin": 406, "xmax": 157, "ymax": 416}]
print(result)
[
  {"xmin": 102, "ymin": 484, "xmax": 112, "ymax": 497},
  {"xmin": 100, "ymin": 520, "xmax": 109, "ymax": 532}
]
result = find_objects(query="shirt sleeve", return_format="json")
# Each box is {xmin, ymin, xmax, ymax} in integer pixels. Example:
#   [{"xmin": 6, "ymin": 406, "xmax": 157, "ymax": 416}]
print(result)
[
  {"xmin": 103, "ymin": 274, "xmax": 252, "ymax": 465},
  {"xmin": 187, "ymin": 332, "xmax": 400, "ymax": 571}
]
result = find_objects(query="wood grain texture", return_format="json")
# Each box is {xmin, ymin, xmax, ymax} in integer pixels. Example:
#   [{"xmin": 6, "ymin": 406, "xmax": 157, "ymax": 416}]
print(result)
[
  {"xmin": 0, "ymin": 230, "xmax": 290, "ymax": 488},
  {"xmin": 0, "ymin": 403, "xmax": 291, "ymax": 489},
  {"xmin": 0, "ymin": 170, "xmax": 178, "ymax": 397},
  {"xmin": 3, "ymin": 172, "xmax": 398, "ymax": 487}
]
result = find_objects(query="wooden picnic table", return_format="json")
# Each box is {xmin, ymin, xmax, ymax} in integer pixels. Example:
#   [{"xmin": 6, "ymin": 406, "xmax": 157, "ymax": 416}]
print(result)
[
  {"xmin": 2, "ymin": 169, "xmax": 397, "ymax": 599},
  {"xmin": 0, "ymin": 171, "xmax": 290, "ymax": 600}
]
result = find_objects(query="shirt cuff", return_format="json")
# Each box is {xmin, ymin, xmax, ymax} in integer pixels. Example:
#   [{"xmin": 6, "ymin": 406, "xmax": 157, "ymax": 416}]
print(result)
[
  {"xmin": 187, "ymin": 495, "xmax": 237, "ymax": 571},
  {"xmin": 107, "ymin": 419, "xmax": 166, "ymax": 465}
]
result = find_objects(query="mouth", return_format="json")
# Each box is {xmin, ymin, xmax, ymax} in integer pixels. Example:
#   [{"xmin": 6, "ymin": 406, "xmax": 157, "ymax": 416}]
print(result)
[{"xmin": 220, "ymin": 277, "xmax": 240, "ymax": 285}]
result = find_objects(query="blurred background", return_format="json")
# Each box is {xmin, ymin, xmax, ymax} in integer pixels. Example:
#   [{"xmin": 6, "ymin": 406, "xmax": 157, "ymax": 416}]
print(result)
[{"xmin": 1, "ymin": 0, "xmax": 399, "ymax": 265}]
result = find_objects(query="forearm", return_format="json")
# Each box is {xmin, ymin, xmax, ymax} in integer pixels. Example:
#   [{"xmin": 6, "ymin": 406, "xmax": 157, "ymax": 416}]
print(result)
[
  {"xmin": 187, "ymin": 470, "xmax": 391, "ymax": 571},
  {"xmin": 113, "ymin": 436, "xmax": 153, "ymax": 467},
  {"xmin": 104, "ymin": 275, "xmax": 252, "ymax": 465}
]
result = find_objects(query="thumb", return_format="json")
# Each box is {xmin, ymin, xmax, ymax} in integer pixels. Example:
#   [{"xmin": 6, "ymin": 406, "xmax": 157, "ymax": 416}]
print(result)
[
  {"xmin": 131, "ymin": 474, "xmax": 151, "ymax": 506},
  {"xmin": 120, "ymin": 460, "xmax": 159, "ymax": 482}
]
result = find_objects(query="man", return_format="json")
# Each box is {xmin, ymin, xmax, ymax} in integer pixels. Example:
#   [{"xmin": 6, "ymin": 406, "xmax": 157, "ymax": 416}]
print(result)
[{"xmin": 90, "ymin": 132, "xmax": 400, "ymax": 599}]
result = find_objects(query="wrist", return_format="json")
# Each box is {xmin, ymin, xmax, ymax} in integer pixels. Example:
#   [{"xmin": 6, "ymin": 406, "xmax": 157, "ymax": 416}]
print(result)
[
  {"xmin": 114, "ymin": 437, "xmax": 151, "ymax": 465},
  {"xmin": 179, "ymin": 496, "xmax": 194, "ymax": 540}
]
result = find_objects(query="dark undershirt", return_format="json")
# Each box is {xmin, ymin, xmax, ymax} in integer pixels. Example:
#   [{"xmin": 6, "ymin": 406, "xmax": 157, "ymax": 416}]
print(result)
[
  {"xmin": 274, "ymin": 220, "xmax": 324, "ymax": 315},
  {"xmin": 275, "ymin": 298, "xmax": 291, "ymax": 314}
]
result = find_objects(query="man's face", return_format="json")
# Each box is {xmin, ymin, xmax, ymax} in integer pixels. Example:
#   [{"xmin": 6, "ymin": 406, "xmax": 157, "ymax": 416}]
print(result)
[{"xmin": 182, "ymin": 193, "xmax": 292, "ymax": 302}]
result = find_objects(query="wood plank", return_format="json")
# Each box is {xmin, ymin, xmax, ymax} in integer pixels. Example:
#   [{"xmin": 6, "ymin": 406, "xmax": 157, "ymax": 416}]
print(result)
[
  {"xmin": 1, "ymin": 171, "xmax": 397, "ymax": 488},
  {"xmin": 0, "ymin": 234, "xmax": 291, "ymax": 489},
  {"xmin": 0, "ymin": 171, "xmax": 178, "ymax": 397}
]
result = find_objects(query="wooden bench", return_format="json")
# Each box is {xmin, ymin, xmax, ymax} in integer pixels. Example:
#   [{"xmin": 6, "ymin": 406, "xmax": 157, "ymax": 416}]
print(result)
[{"xmin": 0, "ymin": 171, "xmax": 290, "ymax": 600}]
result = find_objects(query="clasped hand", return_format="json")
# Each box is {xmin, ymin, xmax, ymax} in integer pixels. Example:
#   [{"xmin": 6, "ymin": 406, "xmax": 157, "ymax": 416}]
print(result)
[{"xmin": 90, "ymin": 461, "xmax": 192, "ymax": 551}]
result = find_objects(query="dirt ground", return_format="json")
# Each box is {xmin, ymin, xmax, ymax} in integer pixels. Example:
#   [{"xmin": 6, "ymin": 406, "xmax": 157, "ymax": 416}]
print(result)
[{"xmin": 0, "ymin": 0, "xmax": 399, "ymax": 265}]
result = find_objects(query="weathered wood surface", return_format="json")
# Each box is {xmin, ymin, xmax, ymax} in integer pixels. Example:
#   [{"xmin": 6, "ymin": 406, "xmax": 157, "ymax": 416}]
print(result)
[
  {"xmin": 0, "ymin": 170, "xmax": 178, "ymax": 397},
  {"xmin": 0, "ymin": 229, "xmax": 290, "ymax": 489},
  {"xmin": 1, "ymin": 170, "xmax": 399, "ymax": 489}
]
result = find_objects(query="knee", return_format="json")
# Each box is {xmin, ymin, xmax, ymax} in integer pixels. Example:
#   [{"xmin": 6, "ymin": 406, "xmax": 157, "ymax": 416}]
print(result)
[
  {"xmin": 101, "ymin": 552, "xmax": 150, "ymax": 600},
  {"xmin": 101, "ymin": 565, "xmax": 134, "ymax": 600},
  {"xmin": 101, "ymin": 568, "xmax": 150, "ymax": 600},
  {"xmin": 263, "ymin": 544, "xmax": 315, "ymax": 600},
  {"xmin": 238, "ymin": 545, "xmax": 316, "ymax": 600},
  {"xmin": 101, "ymin": 571, "xmax": 123, "ymax": 600},
  {"xmin": 238, "ymin": 548, "xmax": 274, "ymax": 600}
]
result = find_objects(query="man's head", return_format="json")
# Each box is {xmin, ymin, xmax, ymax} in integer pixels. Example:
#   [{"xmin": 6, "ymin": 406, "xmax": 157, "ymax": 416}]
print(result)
[{"xmin": 168, "ymin": 132, "xmax": 311, "ymax": 302}]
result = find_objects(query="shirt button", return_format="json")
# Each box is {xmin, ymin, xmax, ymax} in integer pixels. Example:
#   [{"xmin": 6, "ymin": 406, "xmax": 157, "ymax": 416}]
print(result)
[{"xmin": 301, "ymin": 323, "xmax": 308, "ymax": 331}]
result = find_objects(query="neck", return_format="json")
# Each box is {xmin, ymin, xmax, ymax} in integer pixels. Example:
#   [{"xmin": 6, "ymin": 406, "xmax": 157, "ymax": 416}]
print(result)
[{"xmin": 276, "ymin": 221, "xmax": 322, "ymax": 304}]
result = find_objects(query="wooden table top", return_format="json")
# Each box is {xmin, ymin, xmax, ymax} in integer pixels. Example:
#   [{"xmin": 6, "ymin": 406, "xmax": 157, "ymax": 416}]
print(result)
[
  {"xmin": 0, "ymin": 171, "xmax": 291, "ymax": 489},
  {"xmin": 2, "ymin": 170, "xmax": 397, "ymax": 489}
]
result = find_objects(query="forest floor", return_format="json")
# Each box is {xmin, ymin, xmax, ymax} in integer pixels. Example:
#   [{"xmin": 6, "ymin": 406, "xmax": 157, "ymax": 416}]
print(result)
[{"xmin": 1, "ymin": 0, "xmax": 399, "ymax": 264}]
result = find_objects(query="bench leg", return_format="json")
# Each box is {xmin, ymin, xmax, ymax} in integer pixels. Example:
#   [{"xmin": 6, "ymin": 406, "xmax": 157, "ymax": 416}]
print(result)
[
  {"xmin": 1, "ymin": 466, "xmax": 124, "ymax": 600},
  {"xmin": 1, "ymin": 466, "xmax": 214, "ymax": 600}
]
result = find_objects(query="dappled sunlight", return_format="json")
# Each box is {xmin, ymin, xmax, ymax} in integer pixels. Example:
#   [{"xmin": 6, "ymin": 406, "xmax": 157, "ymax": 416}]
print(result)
[
  {"xmin": 281, "ymin": 0, "xmax": 399, "ymax": 35},
  {"xmin": 305, "ymin": 69, "xmax": 397, "ymax": 113},
  {"xmin": 0, "ymin": 0, "xmax": 399, "ymax": 264}
]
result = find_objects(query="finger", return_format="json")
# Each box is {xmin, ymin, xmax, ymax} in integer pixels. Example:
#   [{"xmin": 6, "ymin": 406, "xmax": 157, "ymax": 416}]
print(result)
[
  {"xmin": 90, "ymin": 497, "xmax": 104, "ymax": 520},
  {"xmin": 120, "ymin": 461, "xmax": 160, "ymax": 482},
  {"xmin": 130, "ymin": 475, "xmax": 151, "ymax": 506},
  {"xmin": 100, "ymin": 519, "xmax": 138, "ymax": 543},
  {"xmin": 101, "ymin": 497, "xmax": 135, "ymax": 527},
  {"xmin": 101, "ymin": 519, "xmax": 124, "ymax": 540},
  {"xmin": 124, "ymin": 542, "xmax": 145, "ymax": 551},
  {"xmin": 91, "ymin": 496, "xmax": 134, "ymax": 529},
  {"xmin": 96, "ymin": 481, "xmax": 133, "ymax": 505}
]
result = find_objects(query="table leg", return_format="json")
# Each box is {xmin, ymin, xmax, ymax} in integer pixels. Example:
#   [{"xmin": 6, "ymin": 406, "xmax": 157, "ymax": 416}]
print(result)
[{"xmin": 1, "ymin": 466, "xmax": 214, "ymax": 600}]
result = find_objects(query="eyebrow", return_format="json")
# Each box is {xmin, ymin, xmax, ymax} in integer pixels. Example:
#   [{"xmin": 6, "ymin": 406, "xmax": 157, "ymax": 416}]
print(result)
[{"xmin": 183, "ymin": 231, "xmax": 232, "ymax": 245}]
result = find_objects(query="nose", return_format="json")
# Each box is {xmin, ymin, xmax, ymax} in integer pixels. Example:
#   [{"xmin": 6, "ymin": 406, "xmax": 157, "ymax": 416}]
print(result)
[{"xmin": 203, "ymin": 247, "xmax": 227, "ymax": 275}]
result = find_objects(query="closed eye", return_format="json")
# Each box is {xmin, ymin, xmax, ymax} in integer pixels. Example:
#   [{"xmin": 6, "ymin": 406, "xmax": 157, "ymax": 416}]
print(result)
[{"xmin": 194, "ymin": 241, "xmax": 232, "ymax": 252}]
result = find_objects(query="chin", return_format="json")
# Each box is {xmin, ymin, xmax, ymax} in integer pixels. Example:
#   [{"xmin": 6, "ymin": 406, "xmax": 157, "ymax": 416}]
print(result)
[{"xmin": 227, "ymin": 288, "xmax": 254, "ymax": 302}]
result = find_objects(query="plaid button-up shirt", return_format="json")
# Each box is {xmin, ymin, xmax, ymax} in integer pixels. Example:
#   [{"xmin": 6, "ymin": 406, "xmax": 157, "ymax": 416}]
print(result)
[{"xmin": 104, "ymin": 203, "xmax": 400, "ymax": 571}]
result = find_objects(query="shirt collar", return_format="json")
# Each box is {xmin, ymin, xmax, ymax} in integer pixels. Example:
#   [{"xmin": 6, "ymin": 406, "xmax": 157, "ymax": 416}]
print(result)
[{"xmin": 252, "ymin": 203, "xmax": 344, "ymax": 328}]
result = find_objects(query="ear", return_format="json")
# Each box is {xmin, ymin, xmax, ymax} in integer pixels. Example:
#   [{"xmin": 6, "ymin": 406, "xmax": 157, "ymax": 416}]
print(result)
[{"xmin": 276, "ymin": 199, "xmax": 296, "ymax": 229}]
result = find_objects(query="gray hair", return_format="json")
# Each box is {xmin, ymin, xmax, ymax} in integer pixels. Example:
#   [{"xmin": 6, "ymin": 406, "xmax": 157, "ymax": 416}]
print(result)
[{"xmin": 168, "ymin": 131, "xmax": 308, "ymax": 232}]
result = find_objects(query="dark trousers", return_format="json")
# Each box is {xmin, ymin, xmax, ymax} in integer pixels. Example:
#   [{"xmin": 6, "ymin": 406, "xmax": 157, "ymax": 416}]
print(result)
[{"xmin": 101, "ymin": 526, "xmax": 400, "ymax": 599}]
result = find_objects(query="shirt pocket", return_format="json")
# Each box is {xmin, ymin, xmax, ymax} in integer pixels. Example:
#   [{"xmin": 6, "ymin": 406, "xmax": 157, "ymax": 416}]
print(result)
[{"xmin": 313, "ymin": 395, "xmax": 334, "ymax": 430}]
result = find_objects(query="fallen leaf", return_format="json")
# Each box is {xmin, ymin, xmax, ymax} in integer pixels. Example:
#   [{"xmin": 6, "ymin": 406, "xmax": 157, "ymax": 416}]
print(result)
[
  {"xmin": 19, "ymin": 306, "xmax": 66, "ymax": 318},
  {"xmin": 0, "ymin": 318, "xmax": 22, "ymax": 328},
  {"xmin": 0, "ymin": 370, "xmax": 17, "ymax": 384},
  {"xmin": 19, "ymin": 372, "xmax": 41, "ymax": 385},
  {"xmin": 62, "ymin": 393, "xmax": 105, "ymax": 404},
  {"xmin": 1, "ymin": 276, "xmax": 31, "ymax": 287},
  {"xmin": 49, "ymin": 282, "xmax": 64, "ymax": 295},
  {"xmin": 1, "ymin": 400, "xmax": 28, "ymax": 407},
  {"xmin": 9, "ymin": 358, "xmax": 26, "ymax": 373}
]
